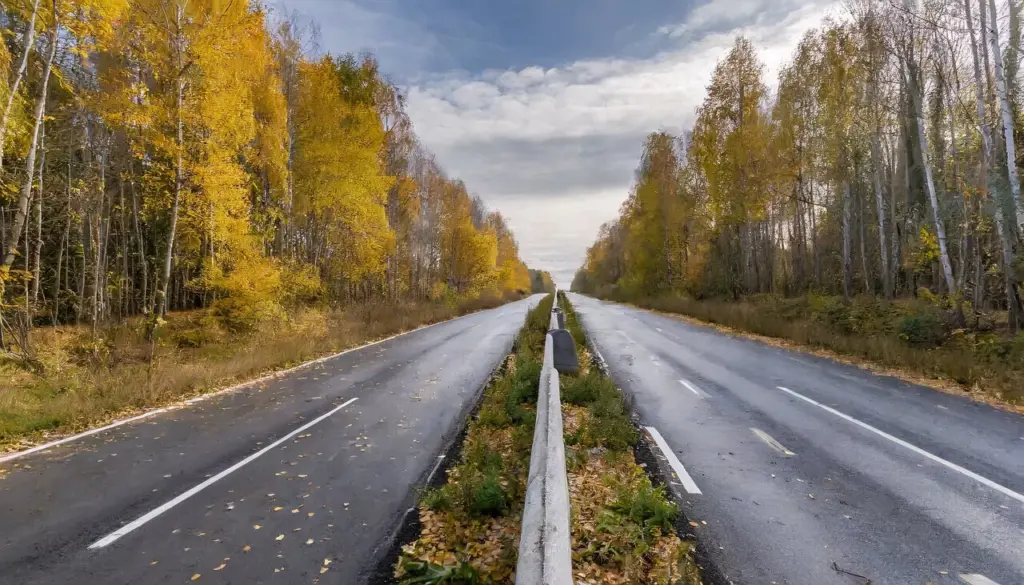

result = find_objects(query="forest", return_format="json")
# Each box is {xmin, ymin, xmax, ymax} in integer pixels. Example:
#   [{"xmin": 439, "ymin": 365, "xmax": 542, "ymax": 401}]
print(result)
[
  {"xmin": 0, "ymin": 1, "xmax": 542, "ymax": 443},
  {"xmin": 572, "ymin": 0, "xmax": 1024, "ymax": 403},
  {"xmin": 0, "ymin": 0, "xmax": 538, "ymax": 347}
]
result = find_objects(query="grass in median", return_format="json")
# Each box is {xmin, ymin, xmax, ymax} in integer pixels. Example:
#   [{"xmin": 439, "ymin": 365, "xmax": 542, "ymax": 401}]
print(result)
[
  {"xmin": 558, "ymin": 292, "xmax": 702, "ymax": 585},
  {"xmin": 394, "ymin": 294, "xmax": 554, "ymax": 584},
  {"xmin": 0, "ymin": 292, "xmax": 525, "ymax": 452}
]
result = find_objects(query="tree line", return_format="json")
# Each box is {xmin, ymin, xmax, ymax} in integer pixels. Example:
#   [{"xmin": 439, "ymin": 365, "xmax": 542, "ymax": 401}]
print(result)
[
  {"xmin": 573, "ymin": 0, "xmax": 1024, "ymax": 333},
  {"xmin": 0, "ymin": 0, "xmax": 534, "ymax": 349}
]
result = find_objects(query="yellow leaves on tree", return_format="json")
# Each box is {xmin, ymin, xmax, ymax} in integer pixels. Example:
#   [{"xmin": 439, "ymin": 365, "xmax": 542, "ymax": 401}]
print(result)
[
  {"xmin": 691, "ymin": 37, "xmax": 772, "ymax": 226},
  {"xmin": 293, "ymin": 56, "xmax": 394, "ymax": 287}
]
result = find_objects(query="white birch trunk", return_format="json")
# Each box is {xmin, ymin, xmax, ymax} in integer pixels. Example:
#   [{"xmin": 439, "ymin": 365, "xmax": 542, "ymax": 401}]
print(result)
[
  {"xmin": 0, "ymin": 0, "xmax": 41, "ymax": 173},
  {"xmin": 902, "ymin": 51, "xmax": 958, "ymax": 294},
  {"xmin": 988, "ymin": 0, "xmax": 1024, "ymax": 232},
  {"xmin": 3, "ymin": 23, "xmax": 57, "ymax": 270}
]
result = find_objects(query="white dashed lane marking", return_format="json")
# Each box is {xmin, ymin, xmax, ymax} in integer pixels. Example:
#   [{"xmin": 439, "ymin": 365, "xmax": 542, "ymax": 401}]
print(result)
[
  {"xmin": 750, "ymin": 428, "xmax": 795, "ymax": 456},
  {"xmin": 959, "ymin": 574, "xmax": 1003, "ymax": 585},
  {"xmin": 678, "ymin": 379, "xmax": 707, "ymax": 399}
]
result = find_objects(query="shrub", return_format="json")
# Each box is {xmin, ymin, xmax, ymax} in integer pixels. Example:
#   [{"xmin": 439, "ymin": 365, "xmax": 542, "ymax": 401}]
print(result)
[
  {"xmin": 898, "ymin": 306, "xmax": 948, "ymax": 347},
  {"xmin": 561, "ymin": 372, "xmax": 604, "ymax": 405},
  {"xmin": 810, "ymin": 295, "xmax": 852, "ymax": 333},
  {"xmin": 421, "ymin": 486, "xmax": 454, "ymax": 512},
  {"xmin": 589, "ymin": 409, "xmax": 638, "ymax": 452},
  {"xmin": 467, "ymin": 473, "xmax": 508, "ymax": 517},
  {"xmin": 608, "ymin": 474, "xmax": 678, "ymax": 538}
]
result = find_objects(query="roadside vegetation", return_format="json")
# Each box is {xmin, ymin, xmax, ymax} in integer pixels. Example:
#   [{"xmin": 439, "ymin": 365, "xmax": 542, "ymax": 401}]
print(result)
[
  {"xmin": 0, "ymin": 292, "xmax": 527, "ymax": 451},
  {"xmin": 571, "ymin": 1, "xmax": 1024, "ymax": 408},
  {"xmin": 558, "ymin": 292, "xmax": 702, "ymax": 585},
  {"xmin": 394, "ymin": 294, "xmax": 554, "ymax": 584}
]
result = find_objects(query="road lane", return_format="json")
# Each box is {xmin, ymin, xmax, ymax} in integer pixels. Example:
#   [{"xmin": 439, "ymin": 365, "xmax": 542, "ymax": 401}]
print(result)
[
  {"xmin": 568, "ymin": 293, "xmax": 1024, "ymax": 585},
  {"xmin": 0, "ymin": 296, "xmax": 541, "ymax": 585}
]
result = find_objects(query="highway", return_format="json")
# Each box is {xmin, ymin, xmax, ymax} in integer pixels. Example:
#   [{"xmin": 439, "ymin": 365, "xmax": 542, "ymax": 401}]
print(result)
[
  {"xmin": 567, "ymin": 293, "xmax": 1024, "ymax": 585},
  {"xmin": 0, "ymin": 296, "xmax": 541, "ymax": 585}
]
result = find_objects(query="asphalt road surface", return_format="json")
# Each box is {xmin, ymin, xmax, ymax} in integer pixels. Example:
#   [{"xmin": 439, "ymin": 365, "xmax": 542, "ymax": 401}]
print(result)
[
  {"xmin": 568, "ymin": 293, "xmax": 1024, "ymax": 585},
  {"xmin": 0, "ymin": 296, "xmax": 541, "ymax": 585}
]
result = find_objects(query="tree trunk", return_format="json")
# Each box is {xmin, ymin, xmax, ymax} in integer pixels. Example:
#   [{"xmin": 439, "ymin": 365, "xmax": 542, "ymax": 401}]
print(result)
[
  {"xmin": 843, "ymin": 179, "xmax": 853, "ymax": 302},
  {"xmin": 130, "ymin": 175, "xmax": 149, "ymax": 313},
  {"xmin": 871, "ymin": 133, "xmax": 891, "ymax": 298},
  {"xmin": 0, "ymin": 0, "xmax": 41, "ymax": 173},
  {"xmin": 156, "ymin": 5, "xmax": 185, "ymax": 320},
  {"xmin": 858, "ymin": 183, "xmax": 871, "ymax": 294},
  {"xmin": 988, "ymin": 0, "xmax": 1024, "ymax": 232},
  {"xmin": 31, "ymin": 124, "xmax": 45, "ymax": 304},
  {"xmin": 902, "ymin": 50, "xmax": 957, "ymax": 295},
  {"xmin": 3, "ymin": 22, "xmax": 57, "ymax": 270},
  {"xmin": 54, "ymin": 210, "xmax": 66, "ymax": 326},
  {"xmin": 970, "ymin": 0, "xmax": 1021, "ymax": 329}
]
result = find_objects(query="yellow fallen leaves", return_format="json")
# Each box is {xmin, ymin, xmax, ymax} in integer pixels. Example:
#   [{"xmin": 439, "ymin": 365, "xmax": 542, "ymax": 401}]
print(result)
[
  {"xmin": 190, "ymin": 574, "xmax": 200, "ymax": 581},
  {"xmin": 567, "ymin": 432, "xmax": 699, "ymax": 585},
  {"xmin": 397, "ymin": 507, "xmax": 521, "ymax": 583},
  {"xmin": 275, "ymin": 534, "xmax": 284, "ymax": 541},
  {"xmin": 242, "ymin": 545, "xmax": 251, "ymax": 552},
  {"xmin": 213, "ymin": 564, "xmax": 226, "ymax": 571}
]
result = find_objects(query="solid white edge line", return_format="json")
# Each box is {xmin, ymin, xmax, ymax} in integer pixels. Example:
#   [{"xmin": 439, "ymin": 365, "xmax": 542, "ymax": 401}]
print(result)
[
  {"xmin": 750, "ymin": 428, "xmax": 795, "ymax": 456},
  {"xmin": 644, "ymin": 426, "xmax": 702, "ymax": 495},
  {"xmin": 678, "ymin": 379, "xmax": 704, "ymax": 398},
  {"xmin": 777, "ymin": 386, "xmax": 1024, "ymax": 505},
  {"xmin": 88, "ymin": 397, "xmax": 359, "ymax": 550},
  {"xmin": 959, "ymin": 574, "xmax": 1003, "ymax": 585},
  {"xmin": 0, "ymin": 305, "xmax": 498, "ymax": 465},
  {"xmin": 0, "ymin": 408, "xmax": 170, "ymax": 464}
]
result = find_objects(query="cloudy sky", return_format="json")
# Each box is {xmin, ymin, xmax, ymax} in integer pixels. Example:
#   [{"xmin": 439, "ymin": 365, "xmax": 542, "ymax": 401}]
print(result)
[{"xmin": 274, "ymin": 0, "xmax": 841, "ymax": 286}]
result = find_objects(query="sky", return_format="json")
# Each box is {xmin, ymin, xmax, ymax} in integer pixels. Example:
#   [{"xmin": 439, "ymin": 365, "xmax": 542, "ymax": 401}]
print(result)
[{"xmin": 273, "ymin": 0, "xmax": 841, "ymax": 287}]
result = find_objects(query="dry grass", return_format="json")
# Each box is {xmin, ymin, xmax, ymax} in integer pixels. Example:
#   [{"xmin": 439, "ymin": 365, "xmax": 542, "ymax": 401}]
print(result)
[{"xmin": 0, "ymin": 293, "xmax": 523, "ymax": 451}]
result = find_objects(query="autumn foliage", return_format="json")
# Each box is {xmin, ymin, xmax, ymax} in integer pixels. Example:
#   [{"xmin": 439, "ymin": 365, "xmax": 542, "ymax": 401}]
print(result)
[{"xmin": 0, "ymin": 1, "xmax": 533, "ymax": 350}]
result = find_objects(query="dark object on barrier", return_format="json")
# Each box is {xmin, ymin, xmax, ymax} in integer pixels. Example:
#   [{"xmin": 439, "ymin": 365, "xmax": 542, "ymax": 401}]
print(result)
[
  {"xmin": 549, "ymin": 330, "xmax": 579, "ymax": 374},
  {"xmin": 552, "ymin": 307, "xmax": 566, "ymax": 329}
]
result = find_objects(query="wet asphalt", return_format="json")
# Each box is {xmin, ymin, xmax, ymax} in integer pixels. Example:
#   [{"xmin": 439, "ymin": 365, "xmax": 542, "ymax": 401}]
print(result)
[
  {"xmin": 568, "ymin": 293, "xmax": 1024, "ymax": 585},
  {"xmin": 0, "ymin": 295, "xmax": 541, "ymax": 585}
]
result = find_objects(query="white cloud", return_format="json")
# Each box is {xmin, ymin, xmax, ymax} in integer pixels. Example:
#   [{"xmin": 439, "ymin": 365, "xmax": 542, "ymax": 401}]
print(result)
[{"xmin": 404, "ymin": 0, "xmax": 841, "ymax": 285}]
